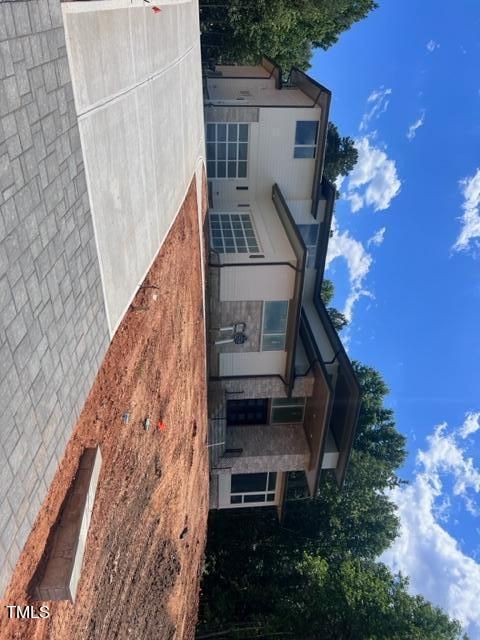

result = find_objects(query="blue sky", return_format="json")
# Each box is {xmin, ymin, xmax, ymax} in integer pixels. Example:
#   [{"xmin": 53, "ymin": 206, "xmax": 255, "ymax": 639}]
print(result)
[{"xmin": 310, "ymin": 1, "xmax": 480, "ymax": 636}]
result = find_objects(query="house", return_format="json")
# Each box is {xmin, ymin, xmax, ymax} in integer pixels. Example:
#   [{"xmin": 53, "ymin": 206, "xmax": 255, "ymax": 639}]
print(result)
[{"xmin": 204, "ymin": 58, "xmax": 361, "ymax": 513}]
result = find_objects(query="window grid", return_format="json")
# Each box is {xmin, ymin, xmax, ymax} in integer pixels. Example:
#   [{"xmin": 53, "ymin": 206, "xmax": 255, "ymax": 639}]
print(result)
[
  {"xmin": 206, "ymin": 123, "xmax": 249, "ymax": 179},
  {"xmin": 294, "ymin": 121, "xmax": 319, "ymax": 159},
  {"xmin": 230, "ymin": 472, "xmax": 277, "ymax": 505},
  {"xmin": 209, "ymin": 212, "xmax": 260, "ymax": 254}
]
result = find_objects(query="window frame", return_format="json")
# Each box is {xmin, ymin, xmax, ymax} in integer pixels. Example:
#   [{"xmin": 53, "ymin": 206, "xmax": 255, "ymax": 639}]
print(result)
[
  {"xmin": 261, "ymin": 300, "xmax": 289, "ymax": 351},
  {"xmin": 230, "ymin": 472, "xmax": 277, "ymax": 506},
  {"xmin": 209, "ymin": 212, "xmax": 261, "ymax": 254},
  {"xmin": 206, "ymin": 122, "xmax": 249, "ymax": 179},
  {"xmin": 293, "ymin": 120, "xmax": 319, "ymax": 159},
  {"xmin": 297, "ymin": 223, "xmax": 319, "ymax": 268},
  {"xmin": 270, "ymin": 397, "xmax": 306, "ymax": 424}
]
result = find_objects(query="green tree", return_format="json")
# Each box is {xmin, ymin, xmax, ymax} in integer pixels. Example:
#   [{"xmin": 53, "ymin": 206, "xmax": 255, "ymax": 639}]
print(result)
[
  {"xmin": 274, "ymin": 555, "xmax": 467, "ymax": 640},
  {"xmin": 324, "ymin": 122, "xmax": 359, "ymax": 185},
  {"xmin": 320, "ymin": 279, "xmax": 349, "ymax": 332},
  {"xmin": 327, "ymin": 307, "xmax": 349, "ymax": 332},
  {"xmin": 320, "ymin": 279, "xmax": 335, "ymax": 306},
  {"xmin": 200, "ymin": 0, "xmax": 377, "ymax": 71},
  {"xmin": 352, "ymin": 361, "xmax": 407, "ymax": 484}
]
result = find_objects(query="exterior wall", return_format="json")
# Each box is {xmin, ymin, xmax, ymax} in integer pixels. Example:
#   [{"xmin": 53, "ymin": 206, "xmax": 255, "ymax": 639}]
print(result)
[
  {"xmin": 219, "ymin": 265, "xmax": 295, "ymax": 301},
  {"xmin": 209, "ymin": 374, "xmax": 315, "ymax": 401},
  {"xmin": 204, "ymin": 106, "xmax": 259, "ymax": 123},
  {"xmin": 207, "ymin": 75, "xmax": 312, "ymax": 107},
  {"xmin": 210, "ymin": 300, "xmax": 263, "ymax": 353},
  {"xmin": 253, "ymin": 107, "xmax": 320, "ymax": 201},
  {"xmin": 219, "ymin": 350, "xmax": 286, "ymax": 377},
  {"xmin": 287, "ymin": 197, "xmax": 326, "ymax": 225},
  {"xmin": 214, "ymin": 65, "xmax": 271, "ymax": 78},
  {"xmin": 0, "ymin": 0, "xmax": 110, "ymax": 596},
  {"xmin": 225, "ymin": 423, "xmax": 310, "ymax": 473}
]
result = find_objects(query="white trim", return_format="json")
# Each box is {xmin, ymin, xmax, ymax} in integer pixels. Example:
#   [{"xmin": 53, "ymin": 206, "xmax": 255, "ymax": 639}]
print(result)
[{"xmin": 218, "ymin": 472, "xmax": 281, "ymax": 509}]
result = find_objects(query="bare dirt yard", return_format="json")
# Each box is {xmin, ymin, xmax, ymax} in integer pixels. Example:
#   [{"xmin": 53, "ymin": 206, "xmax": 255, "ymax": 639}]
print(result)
[{"xmin": 1, "ymin": 173, "xmax": 209, "ymax": 640}]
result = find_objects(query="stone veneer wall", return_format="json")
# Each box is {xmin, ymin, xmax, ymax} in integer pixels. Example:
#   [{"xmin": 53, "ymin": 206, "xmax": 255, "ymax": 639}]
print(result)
[
  {"xmin": 209, "ymin": 299, "xmax": 263, "ymax": 353},
  {"xmin": 225, "ymin": 423, "xmax": 310, "ymax": 473},
  {"xmin": 0, "ymin": 0, "xmax": 110, "ymax": 596},
  {"xmin": 209, "ymin": 373, "xmax": 314, "ymax": 407}
]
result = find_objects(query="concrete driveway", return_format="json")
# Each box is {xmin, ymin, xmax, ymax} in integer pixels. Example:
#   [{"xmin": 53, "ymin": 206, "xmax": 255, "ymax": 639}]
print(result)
[{"xmin": 62, "ymin": 0, "xmax": 205, "ymax": 335}]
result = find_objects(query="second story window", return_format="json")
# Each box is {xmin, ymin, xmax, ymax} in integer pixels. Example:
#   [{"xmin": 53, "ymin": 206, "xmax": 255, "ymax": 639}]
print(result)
[
  {"xmin": 294, "ymin": 121, "xmax": 319, "ymax": 159},
  {"xmin": 206, "ymin": 123, "xmax": 249, "ymax": 179},
  {"xmin": 262, "ymin": 301, "xmax": 289, "ymax": 351},
  {"xmin": 297, "ymin": 224, "xmax": 319, "ymax": 268}
]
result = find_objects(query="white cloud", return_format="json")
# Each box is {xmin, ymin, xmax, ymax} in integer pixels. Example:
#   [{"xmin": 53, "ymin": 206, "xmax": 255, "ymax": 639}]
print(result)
[
  {"xmin": 460, "ymin": 412, "xmax": 480, "ymax": 439},
  {"xmin": 452, "ymin": 169, "xmax": 480, "ymax": 253},
  {"xmin": 406, "ymin": 110, "xmax": 426, "ymax": 141},
  {"xmin": 368, "ymin": 227, "xmax": 386, "ymax": 247},
  {"xmin": 382, "ymin": 415, "xmax": 480, "ymax": 638},
  {"xmin": 359, "ymin": 86, "xmax": 392, "ymax": 132},
  {"xmin": 326, "ymin": 225, "xmax": 374, "ymax": 322},
  {"xmin": 426, "ymin": 39, "xmax": 440, "ymax": 52},
  {"xmin": 344, "ymin": 137, "xmax": 401, "ymax": 213}
]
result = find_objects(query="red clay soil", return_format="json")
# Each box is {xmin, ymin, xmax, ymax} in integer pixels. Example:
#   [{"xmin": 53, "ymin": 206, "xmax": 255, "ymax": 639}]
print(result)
[{"xmin": 1, "ymin": 173, "xmax": 209, "ymax": 640}]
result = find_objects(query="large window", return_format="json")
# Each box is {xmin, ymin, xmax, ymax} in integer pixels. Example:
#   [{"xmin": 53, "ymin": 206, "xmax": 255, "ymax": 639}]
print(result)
[
  {"xmin": 230, "ymin": 472, "xmax": 277, "ymax": 505},
  {"xmin": 209, "ymin": 212, "xmax": 260, "ymax": 254},
  {"xmin": 262, "ymin": 301, "xmax": 289, "ymax": 351},
  {"xmin": 271, "ymin": 397, "xmax": 306, "ymax": 423},
  {"xmin": 206, "ymin": 123, "xmax": 249, "ymax": 178},
  {"xmin": 226, "ymin": 399, "xmax": 269, "ymax": 426},
  {"xmin": 294, "ymin": 121, "xmax": 318, "ymax": 159},
  {"xmin": 297, "ymin": 224, "xmax": 319, "ymax": 268}
]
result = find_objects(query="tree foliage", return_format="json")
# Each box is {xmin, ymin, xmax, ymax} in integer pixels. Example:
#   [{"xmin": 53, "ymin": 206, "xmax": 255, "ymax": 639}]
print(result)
[
  {"xmin": 320, "ymin": 279, "xmax": 349, "ymax": 332},
  {"xmin": 324, "ymin": 122, "xmax": 359, "ymax": 185},
  {"xmin": 200, "ymin": 0, "xmax": 377, "ymax": 71}
]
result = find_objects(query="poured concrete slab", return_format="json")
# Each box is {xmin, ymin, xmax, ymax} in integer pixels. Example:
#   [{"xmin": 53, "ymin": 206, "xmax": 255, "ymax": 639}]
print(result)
[
  {"xmin": 35, "ymin": 447, "xmax": 102, "ymax": 601},
  {"xmin": 62, "ymin": 1, "xmax": 205, "ymax": 336}
]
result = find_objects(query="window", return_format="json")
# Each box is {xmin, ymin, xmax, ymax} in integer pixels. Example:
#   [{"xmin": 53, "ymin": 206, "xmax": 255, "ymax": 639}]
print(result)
[
  {"xmin": 209, "ymin": 212, "xmax": 260, "ymax": 254},
  {"xmin": 262, "ymin": 301, "xmax": 289, "ymax": 351},
  {"xmin": 297, "ymin": 224, "xmax": 319, "ymax": 268},
  {"xmin": 294, "ymin": 121, "xmax": 318, "ymax": 159},
  {"xmin": 206, "ymin": 123, "xmax": 249, "ymax": 178},
  {"xmin": 271, "ymin": 397, "xmax": 306, "ymax": 423},
  {"xmin": 230, "ymin": 472, "xmax": 277, "ymax": 505},
  {"xmin": 226, "ymin": 399, "xmax": 269, "ymax": 426}
]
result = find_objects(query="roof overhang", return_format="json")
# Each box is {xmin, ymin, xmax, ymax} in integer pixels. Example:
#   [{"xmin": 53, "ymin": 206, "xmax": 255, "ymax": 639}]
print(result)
[
  {"xmin": 261, "ymin": 56, "xmax": 282, "ymax": 89},
  {"xmin": 314, "ymin": 177, "xmax": 336, "ymax": 278},
  {"xmin": 272, "ymin": 183, "xmax": 307, "ymax": 395},
  {"xmin": 310, "ymin": 291, "xmax": 362, "ymax": 488},
  {"xmin": 299, "ymin": 312, "xmax": 334, "ymax": 496}
]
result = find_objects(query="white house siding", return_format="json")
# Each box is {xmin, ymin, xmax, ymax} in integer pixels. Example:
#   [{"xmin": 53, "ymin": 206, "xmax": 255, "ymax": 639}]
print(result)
[
  {"xmin": 219, "ymin": 265, "xmax": 295, "ymax": 302},
  {"xmin": 214, "ymin": 65, "xmax": 272, "ymax": 78},
  {"xmin": 252, "ymin": 107, "xmax": 321, "ymax": 202},
  {"xmin": 219, "ymin": 351, "xmax": 287, "ymax": 377}
]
